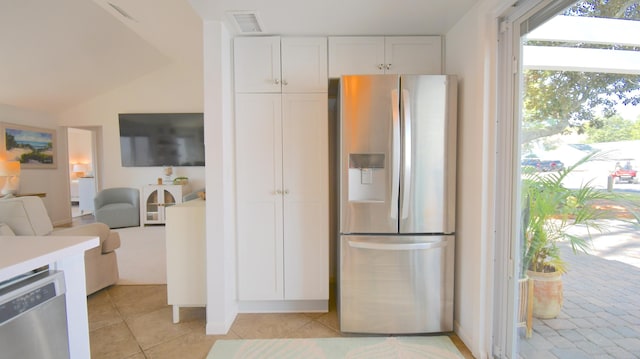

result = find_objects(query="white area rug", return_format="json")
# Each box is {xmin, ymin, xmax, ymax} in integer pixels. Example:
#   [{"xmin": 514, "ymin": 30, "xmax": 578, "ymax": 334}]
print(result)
[
  {"xmin": 208, "ymin": 336, "xmax": 464, "ymax": 359},
  {"xmin": 114, "ymin": 226, "xmax": 167, "ymax": 285}
]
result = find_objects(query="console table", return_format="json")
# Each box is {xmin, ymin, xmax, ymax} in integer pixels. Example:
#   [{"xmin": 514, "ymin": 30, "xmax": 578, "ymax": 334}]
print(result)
[{"xmin": 141, "ymin": 184, "xmax": 190, "ymax": 225}]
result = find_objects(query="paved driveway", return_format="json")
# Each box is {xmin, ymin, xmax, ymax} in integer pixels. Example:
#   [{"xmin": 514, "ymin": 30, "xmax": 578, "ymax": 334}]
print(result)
[{"xmin": 519, "ymin": 221, "xmax": 640, "ymax": 358}]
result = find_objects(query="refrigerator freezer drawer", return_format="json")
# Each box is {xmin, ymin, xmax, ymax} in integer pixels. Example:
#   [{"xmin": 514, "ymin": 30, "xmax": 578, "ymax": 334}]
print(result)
[{"xmin": 339, "ymin": 235, "xmax": 454, "ymax": 334}]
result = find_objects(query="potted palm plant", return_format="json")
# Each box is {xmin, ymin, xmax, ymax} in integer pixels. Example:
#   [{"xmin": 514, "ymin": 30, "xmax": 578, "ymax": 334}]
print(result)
[{"xmin": 520, "ymin": 150, "xmax": 637, "ymax": 318}]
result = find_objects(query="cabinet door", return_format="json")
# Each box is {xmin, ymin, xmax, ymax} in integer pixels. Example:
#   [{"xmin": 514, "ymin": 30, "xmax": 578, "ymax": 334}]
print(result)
[
  {"xmin": 328, "ymin": 37, "xmax": 385, "ymax": 78},
  {"xmin": 166, "ymin": 201, "xmax": 206, "ymax": 306},
  {"xmin": 282, "ymin": 94, "xmax": 329, "ymax": 300},
  {"xmin": 143, "ymin": 187, "xmax": 161, "ymax": 224},
  {"xmin": 384, "ymin": 36, "xmax": 442, "ymax": 75},
  {"xmin": 235, "ymin": 94, "xmax": 284, "ymax": 300},
  {"xmin": 281, "ymin": 37, "xmax": 328, "ymax": 93},
  {"xmin": 234, "ymin": 36, "xmax": 281, "ymax": 93}
]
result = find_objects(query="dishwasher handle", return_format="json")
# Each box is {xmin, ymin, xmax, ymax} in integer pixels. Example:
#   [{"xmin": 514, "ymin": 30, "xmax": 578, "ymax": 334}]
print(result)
[{"xmin": 348, "ymin": 240, "xmax": 446, "ymax": 251}]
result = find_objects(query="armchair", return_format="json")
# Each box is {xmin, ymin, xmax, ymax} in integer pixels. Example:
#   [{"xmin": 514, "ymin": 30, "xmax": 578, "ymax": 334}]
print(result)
[
  {"xmin": 94, "ymin": 187, "xmax": 140, "ymax": 228},
  {"xmin": 0, "ymin": 196, "xmax": 120, "ymax": 294}
]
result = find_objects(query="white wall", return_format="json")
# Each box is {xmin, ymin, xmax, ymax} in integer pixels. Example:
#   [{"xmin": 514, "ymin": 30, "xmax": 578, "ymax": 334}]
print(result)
[
  {"xmin": 445, "ymin": 0, "xmax": 513, "ymax": 357},
  {"xmin": 0, "ymin": 103, "xmax": 72, "ymax": 224},
  {"xmin": 68, "ymin": 128, "xmax": 93, "ymax": 174},
  {"xmin": 58, "ymin": 60, "xmax": 205, "ymax": 193},
  {"xmin": 203, "ymin": 20, "xmax": 238, "ymax": 334}
]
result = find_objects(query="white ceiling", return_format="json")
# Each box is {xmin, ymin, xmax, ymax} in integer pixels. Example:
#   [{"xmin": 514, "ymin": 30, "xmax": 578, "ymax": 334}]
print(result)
[{"xmin": 0, "ymin": 0, "xmax": 477, "ymax": 114}]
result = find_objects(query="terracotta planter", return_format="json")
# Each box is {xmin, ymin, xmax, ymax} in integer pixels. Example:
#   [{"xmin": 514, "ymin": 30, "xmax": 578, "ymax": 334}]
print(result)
[{"xmin": 527, "ymin": 270, "xmax": 563, "ymax": 319}]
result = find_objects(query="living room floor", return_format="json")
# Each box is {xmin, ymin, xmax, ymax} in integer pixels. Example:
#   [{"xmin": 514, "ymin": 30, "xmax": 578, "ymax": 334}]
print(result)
[{"xmin": 87, "ymin": 284, "xmax": 474, "ymax": 359}]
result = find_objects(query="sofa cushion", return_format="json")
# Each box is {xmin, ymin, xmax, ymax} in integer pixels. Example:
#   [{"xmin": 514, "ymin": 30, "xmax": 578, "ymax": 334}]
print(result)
[
  {"xmin": 53, "ymin": 222, "xmax": 121, "ymax": 254},
  {"xmin": 100, "ymin": 203, "xmax": 136, "ymax": 211},
  {"xmin": 0, "ymin": 223, "xmax": 15, "ymax": 236},
  {"xmin": 0, "ymin": 197, "xmax": 54, "ymax": 236}
]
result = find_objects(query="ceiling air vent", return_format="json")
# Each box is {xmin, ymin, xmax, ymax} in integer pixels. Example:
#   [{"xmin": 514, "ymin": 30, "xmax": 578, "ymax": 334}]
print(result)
[{"xmin": 228, "ymin": 11, "xmax": 264, "ymax": 34}]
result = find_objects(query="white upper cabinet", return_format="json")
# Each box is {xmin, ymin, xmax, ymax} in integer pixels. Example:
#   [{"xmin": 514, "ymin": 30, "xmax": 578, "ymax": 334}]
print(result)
[
  {"xmin": 234, "ymin": 36, "xmax": 328, "ymax": 93},
  {"xmin": 281, "ymin": 37, "xmax": 328, "ymax": 93},
  {"xmin": 328, "ymin": 36, "xmax": 442, "ymax": 77},
  {"xmin": 234, "ymin": 36, "xmax": 281, "ymax": 93},
  {"xmin": 384, "ymin": 36, "xmax": 442, "ymax": 75},
  {"xmin": 328, "ymin": 37, "xmax": 386, "ymax": 76}
]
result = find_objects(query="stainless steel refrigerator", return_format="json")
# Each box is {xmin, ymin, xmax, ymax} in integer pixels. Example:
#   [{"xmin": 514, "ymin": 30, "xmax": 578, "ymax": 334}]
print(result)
[{"xmin": 338, "ymin": 74, "xmax": 457, "ymax": 334}]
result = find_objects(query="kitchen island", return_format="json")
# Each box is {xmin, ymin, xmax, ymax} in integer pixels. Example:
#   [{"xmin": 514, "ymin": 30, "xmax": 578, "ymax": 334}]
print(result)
[{"xmin": 0, "ymin": 235, "xmax": 99, "ymax": 359}]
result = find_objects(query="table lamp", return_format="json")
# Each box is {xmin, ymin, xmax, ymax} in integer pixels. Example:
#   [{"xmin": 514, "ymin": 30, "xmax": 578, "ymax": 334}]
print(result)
[
  {"xmin": 72, "ymin": 163, "xmax": 88, "ymax": 178},
  {"xmin": 0, "ymin": 161, "xmax": 20, "ymax": 195}
]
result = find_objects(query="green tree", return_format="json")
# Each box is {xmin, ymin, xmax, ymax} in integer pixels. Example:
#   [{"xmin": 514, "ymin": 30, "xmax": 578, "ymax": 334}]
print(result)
[
  {"xmin": 5, "ymin": 133, "xmax": 18, "ymax": 149},
  {"xmin": 521, "ymin": 0, "xmax": 640, "ymax": 144},
  {"xmin": 630, "ymin": 120, "xmax": 640, "ymax": 139},
  {"xmin": 584, "ymin": 115, "xmax": 635, "ymax": 143}
]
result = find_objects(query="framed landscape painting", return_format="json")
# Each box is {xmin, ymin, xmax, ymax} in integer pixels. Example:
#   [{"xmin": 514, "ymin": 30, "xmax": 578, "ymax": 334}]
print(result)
[{"xmin": 2, "ymin": 122, "xmax": 57, "ymax": 169}]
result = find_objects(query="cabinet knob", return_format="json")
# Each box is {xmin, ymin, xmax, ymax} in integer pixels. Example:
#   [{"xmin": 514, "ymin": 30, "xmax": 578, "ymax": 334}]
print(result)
[
  {"xmin": 377, "ymin": 64, "xmax": 384, "ymax": 70},
  {"xmin": 275, "ymin": 190, "xmax": 282, "ymax": 195},
  {"xmin": 386, "ymin": 64, "xmax": 392, "ymax": 70},
  {"xmin": 282, "ymin": 80, "xmax": 288, "ymax": 86},
  {"xmin": 284, "ymin": 189, "xmax": 289, "ymax": 195},
  {"xmin": 274, "ymin": 79, "xmax": 280, "ymax": 85}
]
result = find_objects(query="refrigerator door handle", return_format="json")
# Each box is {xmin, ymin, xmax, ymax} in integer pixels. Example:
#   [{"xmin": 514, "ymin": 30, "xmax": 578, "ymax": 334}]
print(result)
[
  {"xmin": 390, "ymin": 89, "xmax": 401, "ymax": 220},
  {"xmin": 401, "ymin": 89, "xmax": 412, "ymax": 220},
  {"xmin": 347, "ymin": 239, "xmax": 446, "ymax": 251}
]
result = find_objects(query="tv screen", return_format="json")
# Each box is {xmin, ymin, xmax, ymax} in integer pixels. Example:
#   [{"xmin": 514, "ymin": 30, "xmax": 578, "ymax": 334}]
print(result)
[{"xmin": 119, "ymin": 113, "xmax": 205, "ymax": 167}]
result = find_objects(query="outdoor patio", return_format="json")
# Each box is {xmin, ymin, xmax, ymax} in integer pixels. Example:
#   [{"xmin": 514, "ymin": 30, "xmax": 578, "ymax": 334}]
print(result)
[{"xmin": 518, "ymin": 220, "xmax": 640, "ymax": 358}]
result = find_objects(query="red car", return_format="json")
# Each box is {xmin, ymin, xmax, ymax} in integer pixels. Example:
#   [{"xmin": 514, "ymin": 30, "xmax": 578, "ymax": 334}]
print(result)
[{"xmin": 611, "ymin": 162, "xmax": 637, "ymax": 183}]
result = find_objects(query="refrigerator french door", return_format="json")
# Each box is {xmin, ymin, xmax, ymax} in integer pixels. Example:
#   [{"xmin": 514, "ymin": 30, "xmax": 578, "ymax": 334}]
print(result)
[{"xmin": 338, "ymin": 74, "xmax": 457, "ymax": 334}]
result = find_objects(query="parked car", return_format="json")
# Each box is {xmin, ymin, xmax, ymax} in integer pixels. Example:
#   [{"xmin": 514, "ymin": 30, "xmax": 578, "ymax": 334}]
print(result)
[
  {"xmin": 611, "ymin": 161, "xmax": 637, "ymax": 183},
  {"xmin": 539, "ymin": 160, "xmax": 564, "ymax": 172},
  {"xmin": 521, "ymin": 158, "xmax": 564, "ymax": 172},
  {"xmin": 521, "ymin": 158, "xmax": 541, "ymax": 171}
]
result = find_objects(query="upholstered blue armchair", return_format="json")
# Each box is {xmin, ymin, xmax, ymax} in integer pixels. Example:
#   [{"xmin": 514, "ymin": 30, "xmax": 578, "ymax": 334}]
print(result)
[{"xmin": 94, "ymin": 187, "xmax": 140, "ymax": 228}]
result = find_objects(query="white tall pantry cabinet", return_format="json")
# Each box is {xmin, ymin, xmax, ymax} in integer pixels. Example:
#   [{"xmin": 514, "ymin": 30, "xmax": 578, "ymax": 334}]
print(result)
[{"xmin": 234, "ymin": 36, "xmax": 329, "ymax": 312}]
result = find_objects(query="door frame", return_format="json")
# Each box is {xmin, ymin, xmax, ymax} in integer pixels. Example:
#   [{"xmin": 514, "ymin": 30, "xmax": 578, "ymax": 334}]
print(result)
[{"xmin": 493, "ymin": 0, "xmax": 569, "ymax": 357}]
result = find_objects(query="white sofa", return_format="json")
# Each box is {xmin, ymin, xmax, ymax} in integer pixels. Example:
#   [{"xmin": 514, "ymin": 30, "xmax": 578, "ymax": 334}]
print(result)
[{"xmin": 0, "ymin": 196, "xmax": 120, "ymax": 294}]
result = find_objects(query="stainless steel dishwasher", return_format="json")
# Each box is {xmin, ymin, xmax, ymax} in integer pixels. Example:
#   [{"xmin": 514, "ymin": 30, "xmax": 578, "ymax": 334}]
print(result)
[{"xmin": 0, "ymin": 270, "xmax": 70, "ymax": 359}]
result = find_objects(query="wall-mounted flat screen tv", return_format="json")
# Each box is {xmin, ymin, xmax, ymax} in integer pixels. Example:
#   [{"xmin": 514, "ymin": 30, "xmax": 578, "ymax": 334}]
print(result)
[{"xmin": 119, "ymin": 113, "xmax": 205, "ymax": 167}]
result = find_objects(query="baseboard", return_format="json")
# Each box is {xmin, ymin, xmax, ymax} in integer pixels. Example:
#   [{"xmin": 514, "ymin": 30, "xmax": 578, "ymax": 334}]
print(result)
[{"xmin": 238, "ymin": 300, "xmax": 328, "ymax": 313}]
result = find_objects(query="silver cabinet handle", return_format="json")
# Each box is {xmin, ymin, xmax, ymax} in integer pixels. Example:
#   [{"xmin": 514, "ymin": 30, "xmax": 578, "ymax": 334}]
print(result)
[
  {"xmin": 377, "ymin": 64, "xmax": 384, "ymax": 70},
  {"xmin": 282, "ymin": 80, "xmax": 288, "ymax": 86},
  {"xmin": 274, "ymin": 79, "xmax": 280, "ymax": 85},
  {"xmin": 386, "ymin": 64, "xmax": 392, "ymax": 70},
  {"xmin": 348, "ymin": 240, "xmax": 446, "ymax": 251},
  {"xmin": 274, "ymin": 189, "xmax": 282, "ymax": 195},
  {"xmin": 284, "ymin": 189, "xmax": 289, "ymax": 194}
]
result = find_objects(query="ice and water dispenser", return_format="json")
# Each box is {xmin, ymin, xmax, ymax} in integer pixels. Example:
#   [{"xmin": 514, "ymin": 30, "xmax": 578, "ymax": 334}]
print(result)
[{"xmin": 348, "ymin": 153, "xmax": 386, "ymax": 202}]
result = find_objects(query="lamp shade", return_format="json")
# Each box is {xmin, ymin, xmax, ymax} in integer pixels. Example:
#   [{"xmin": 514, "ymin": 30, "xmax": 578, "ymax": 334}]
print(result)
[
  {"xmin": 0, "ymin": 161, "xmax": 20, "ymax": 195},
  {"xmin": 0, "ymin": 161, "xmax": 20, "ymax": 176},
  {"xmin": 72, "ymin": 163, "xmax": 88, "ymax": 173}
]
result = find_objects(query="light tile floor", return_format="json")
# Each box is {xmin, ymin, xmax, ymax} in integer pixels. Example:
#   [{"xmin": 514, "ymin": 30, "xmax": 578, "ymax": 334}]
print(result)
[
  {"xmin": 87, "ymin": 284, "xmax": 474, "ymax": 358},
  {"xmin": 76, "ymin": 211, "xmax": 473, "ymax": 358}
]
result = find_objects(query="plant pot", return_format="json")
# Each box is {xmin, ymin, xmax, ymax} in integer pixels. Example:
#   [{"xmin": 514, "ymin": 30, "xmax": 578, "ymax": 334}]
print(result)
[{"xmin": 527, "ymin": 270, "xmax": 563, "ymax": 319}]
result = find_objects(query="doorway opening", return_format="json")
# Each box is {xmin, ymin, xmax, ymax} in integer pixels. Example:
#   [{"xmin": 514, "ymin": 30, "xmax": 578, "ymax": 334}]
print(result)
[
  {"xmin": 67, "ymin": 126, "xmax": 101, "ymax": 218},
  {"xmin": 498, "ymin": 0, "xmax": 640, "ymax": 357}
]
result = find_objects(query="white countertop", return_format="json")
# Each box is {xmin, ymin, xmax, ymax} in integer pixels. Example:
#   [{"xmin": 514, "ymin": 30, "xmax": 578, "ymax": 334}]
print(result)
[{"xmin": 0, "ymin": 235, "xmax": 99, "ymax": 282}]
